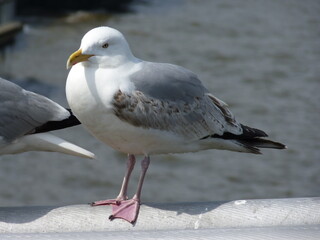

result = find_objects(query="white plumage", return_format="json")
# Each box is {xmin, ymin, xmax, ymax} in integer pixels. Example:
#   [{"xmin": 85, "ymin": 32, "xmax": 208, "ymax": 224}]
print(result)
[{"xmin": 66, "ymin": 26, "xmax": 285, "ymax": 223}]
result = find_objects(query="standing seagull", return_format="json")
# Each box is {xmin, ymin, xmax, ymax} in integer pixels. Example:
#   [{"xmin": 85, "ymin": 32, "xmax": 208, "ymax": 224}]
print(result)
[
  {"xmin": 66, "ymin": 26, "xmax": 286, "ymax": 223},
  {"xmin": 0, "ymin": 77, "xmax": 94, "ymax": 158}
]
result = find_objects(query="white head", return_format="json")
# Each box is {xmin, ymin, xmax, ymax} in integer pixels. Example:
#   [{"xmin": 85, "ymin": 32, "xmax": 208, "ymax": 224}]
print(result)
[{"xmin": 67, "ymin": 26, "xmax": 136, "ymax": 68}]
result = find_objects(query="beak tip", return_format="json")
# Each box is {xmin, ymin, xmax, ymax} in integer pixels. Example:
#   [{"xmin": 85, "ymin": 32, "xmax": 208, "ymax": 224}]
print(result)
[{"xmin": 66, "ymin": 49, "xmax": 93, "ymax": 70}]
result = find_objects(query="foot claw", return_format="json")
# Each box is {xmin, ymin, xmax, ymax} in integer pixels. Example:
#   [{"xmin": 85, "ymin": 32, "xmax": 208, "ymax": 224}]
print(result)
[
  {"xmin": 91, "ymin": 198, "xmax": 140, "ymax": 223},
  {"xmin": 91, "ymin": 199, "xmax": 119, "ymax": 206},
  {"xmin": 109, "ymin": 199, "xmax": 140, "ymax": 223}
]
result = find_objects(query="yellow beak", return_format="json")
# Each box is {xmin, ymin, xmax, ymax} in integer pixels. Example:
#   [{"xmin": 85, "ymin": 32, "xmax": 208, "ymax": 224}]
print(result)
[{"xmin": 66, "ymin": 49, "xmax": 94, "ymax": 69}]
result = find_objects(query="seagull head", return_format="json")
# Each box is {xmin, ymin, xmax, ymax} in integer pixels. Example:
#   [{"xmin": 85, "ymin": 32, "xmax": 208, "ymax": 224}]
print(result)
[{"xmin": 67, "ymin": 26, "xmax": 135, "ymax": 69}]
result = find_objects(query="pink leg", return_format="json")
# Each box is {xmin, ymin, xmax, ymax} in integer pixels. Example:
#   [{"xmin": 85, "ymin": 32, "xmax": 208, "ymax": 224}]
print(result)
[
  {"xmin": 109, "ymin": 156, "xmax": 150, "ymax": 223},
  {"xmin": 91, "ymin": 154, "xmax": 136, "ymax": 206}
]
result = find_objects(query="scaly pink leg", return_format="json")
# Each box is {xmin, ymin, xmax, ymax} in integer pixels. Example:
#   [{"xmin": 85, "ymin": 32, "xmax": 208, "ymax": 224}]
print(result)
[
  {"xmin": 109, "ymin": 156, "xmax": 150, "ymax": 223},
  {"xmin": 91, "ymin": 154, "xmax": 136, "ymax": 206}
]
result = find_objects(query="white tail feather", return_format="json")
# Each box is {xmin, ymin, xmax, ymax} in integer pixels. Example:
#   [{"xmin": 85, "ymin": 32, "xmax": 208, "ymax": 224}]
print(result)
[{"xmin": 0, "ymin": 133, "xmax": 95, "ymax": 159}]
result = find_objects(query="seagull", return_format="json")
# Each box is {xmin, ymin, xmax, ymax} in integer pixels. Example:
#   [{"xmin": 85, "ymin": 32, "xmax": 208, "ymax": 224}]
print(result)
[
  {"xmin": 66, "ymin": 26, "xmax": 286, "ymax": 223},
  {"xmin": 0, "ymin": 77, "xmax": 94, "ymax": 159}
]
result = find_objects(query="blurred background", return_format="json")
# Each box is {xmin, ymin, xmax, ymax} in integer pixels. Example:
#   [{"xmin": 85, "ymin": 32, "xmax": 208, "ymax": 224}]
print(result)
[{"xmin": 0, "ymin": 0, "xmax": 319, "ymax": 207}]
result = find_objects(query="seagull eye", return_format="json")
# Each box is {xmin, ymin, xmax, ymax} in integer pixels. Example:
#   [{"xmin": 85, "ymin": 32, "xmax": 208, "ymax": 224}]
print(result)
[{"xmin": 102, "ymin": 43, "xmax": 109, "ymax": 48}]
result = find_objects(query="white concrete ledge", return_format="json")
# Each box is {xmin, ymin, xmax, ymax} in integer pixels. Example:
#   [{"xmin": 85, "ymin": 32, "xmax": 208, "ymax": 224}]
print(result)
[{"xmin": 0, "ymin": 197, "xmax": 319, "ymax": 239}]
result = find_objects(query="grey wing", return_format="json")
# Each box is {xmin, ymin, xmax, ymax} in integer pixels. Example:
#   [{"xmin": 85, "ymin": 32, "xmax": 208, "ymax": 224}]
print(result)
[
  {"xmin": 0, "ymin": 78, "xmax": 69, "ymax": 142},
  {"xmin": 112, "ymin": 62, "xmax": 242, "ymax": 139}
]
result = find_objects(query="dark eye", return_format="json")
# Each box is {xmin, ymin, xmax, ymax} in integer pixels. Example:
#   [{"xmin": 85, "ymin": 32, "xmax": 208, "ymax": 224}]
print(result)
[{"xmin": 102, "ymin": 43, "xmax": 109, "ymax": 48}]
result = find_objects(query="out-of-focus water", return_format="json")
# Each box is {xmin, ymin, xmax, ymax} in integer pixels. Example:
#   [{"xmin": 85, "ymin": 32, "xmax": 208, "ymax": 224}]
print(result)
[{"xmin": 0, "ymin": 0, "xmax": 319, "ymax": 207}]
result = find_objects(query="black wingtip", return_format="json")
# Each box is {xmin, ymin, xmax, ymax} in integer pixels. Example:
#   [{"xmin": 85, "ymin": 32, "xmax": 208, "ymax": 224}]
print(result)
[
  {"xmin": 239, "ymin": 138, "xmax": 287, "ymax": 151},
  {"xmin": 207, "ymin": 124, "xmax": 286, "ymax": 152},
  {"xmin": 240, "ymin": 124, "xmax": 268, "ymax": 138},
  {"xmin": 205, "ymin": 124, "xmax": 269, "ymax": 141},
  {"xmin": 33, "ymin": 108, "xmax": 81, "ymax": 134}
]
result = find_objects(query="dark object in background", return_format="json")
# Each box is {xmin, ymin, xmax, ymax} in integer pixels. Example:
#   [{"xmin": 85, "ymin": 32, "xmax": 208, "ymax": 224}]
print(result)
[
  {"xmin": 16, "ymin": 0, "xmax": 135, "ymax": 16},
  {"xmin": 0, "ymin": 21, "xmax": 23, "ymax": 46}
]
